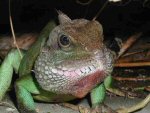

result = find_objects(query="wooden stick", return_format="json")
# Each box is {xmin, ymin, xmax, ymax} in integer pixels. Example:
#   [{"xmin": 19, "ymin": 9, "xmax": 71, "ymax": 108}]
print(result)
[
  {"xmin": 113, "ymin": 76, "xmax": 150, "ymax": 81},
  {"xmin": 115, "ymin": 62, "xmax": 150, "ymax": 67},
  {"xmin": 76, "ymin": 0, "xmax": 93, "ymax": 5},
  {"xmin": 118, "ymin": 33, "xmax": 142, "ymax": 58},
  {"xmin": 9, "ymin": 0, "xmax": 22, "ymax": 58},
  {"xmin": 145, "ymin": 87, "xmax": 150, "ymax": 92},
  {"xmin": 122, "ymin": 50, "xmax": 145, "ymax": 57}
]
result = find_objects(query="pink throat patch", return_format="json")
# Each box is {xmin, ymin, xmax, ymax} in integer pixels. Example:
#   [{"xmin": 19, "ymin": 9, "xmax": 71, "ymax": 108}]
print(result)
[{"xmin": 71, "ymin": 70, "xmax": 106, "ymax": 98}]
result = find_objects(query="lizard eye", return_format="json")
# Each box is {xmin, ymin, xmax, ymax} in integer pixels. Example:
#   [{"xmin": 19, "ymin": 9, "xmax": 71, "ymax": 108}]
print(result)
[{"xmin": 58, "ymin": 35, "xmax": 70, "ymax": 47}]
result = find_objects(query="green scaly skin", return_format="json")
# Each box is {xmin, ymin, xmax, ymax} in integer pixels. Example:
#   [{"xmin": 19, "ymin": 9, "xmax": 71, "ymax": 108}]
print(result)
[
  {"xmin": 0, "ymin": 48, "xmax": 111, "ymax": 113},
  {"xmin": 0, "ymin": 14, "xmax": 113, "ymax": 113},
  {"xmin": 0, "ymin": 49, "xmax": 24, "ymax": 100},
  {"xmin": 16, "ymin": 13, "xmax": 113, "ymax": 112},
  {"xmin": 0, "ymin": 49, "xmax": 109, "ymax": 113},
  {"xmin": 0, "ymin": 12, "xmax": 149, "ymax": 113}
]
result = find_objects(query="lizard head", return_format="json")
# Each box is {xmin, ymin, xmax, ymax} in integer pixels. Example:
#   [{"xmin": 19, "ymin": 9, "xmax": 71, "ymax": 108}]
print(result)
[{"xmin": 34, "ymin": 12, "xmax": 114, "ymax": 98}]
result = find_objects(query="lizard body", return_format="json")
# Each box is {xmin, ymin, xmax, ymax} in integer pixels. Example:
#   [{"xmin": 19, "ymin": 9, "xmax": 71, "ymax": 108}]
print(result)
[
  {"xmin": 0, "ymin": 12, "xmax": 149, "ymax": 113},
  {"xmin": 16, "ymin": 12, "xmax": 115, "ymax": 113}
]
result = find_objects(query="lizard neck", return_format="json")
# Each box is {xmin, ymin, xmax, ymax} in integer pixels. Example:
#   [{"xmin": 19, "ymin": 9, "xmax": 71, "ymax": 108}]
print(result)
[{"xmin": 34, "ymin": 46, "xmax": 114, "ymax": 98}]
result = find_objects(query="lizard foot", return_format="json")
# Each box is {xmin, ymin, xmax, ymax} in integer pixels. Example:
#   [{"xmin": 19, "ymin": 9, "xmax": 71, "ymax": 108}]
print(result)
[
  {"xmin": 18, "ymin": 105, "xmax": 38, "ymax": 113},
  {"xmin": 18, "ymin": 109, "xmax": 38, "ymax": 113}
]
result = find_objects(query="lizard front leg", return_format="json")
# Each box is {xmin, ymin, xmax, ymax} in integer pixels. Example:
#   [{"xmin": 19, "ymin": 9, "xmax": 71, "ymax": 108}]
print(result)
[
  {"xmin": 87, "ymin": 75, "xmax": 124, "ymax": 113},
  {"xmin": 91, "ymin": 83, "xmax": 105, "ymax": 108},
  {"xmin": 90, "ymin": 82, "xmax": 117, "ymax": 113},
  {"xmin": 0, "ymin": 49, "xmax": 24, "ymax": 100},
  {"xmin": 90, "ymin": 83, "xmax": 106, "ymax": 113},
  {"xmin": 15, "ymin": 75, "xmax": 40, "ymax": 113},
  {"xmin": 104, "ymin": 75, "xmax": 125, "ymax": 97}
]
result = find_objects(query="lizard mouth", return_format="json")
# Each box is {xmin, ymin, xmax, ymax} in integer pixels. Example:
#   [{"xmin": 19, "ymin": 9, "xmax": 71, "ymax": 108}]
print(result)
[{"xmin": 71, "ymin": 69, "xmax": 106, "ymax": 98}]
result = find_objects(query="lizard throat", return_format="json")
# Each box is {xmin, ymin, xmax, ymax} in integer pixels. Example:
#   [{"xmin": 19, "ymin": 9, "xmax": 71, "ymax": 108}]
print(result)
[
  {"xmin": 71, "ymin": 69, "xmax": 106, "ymax": 98},
  {"xmin": 34, "ymin": 57, "xmax": 106, "ymax": 98}
]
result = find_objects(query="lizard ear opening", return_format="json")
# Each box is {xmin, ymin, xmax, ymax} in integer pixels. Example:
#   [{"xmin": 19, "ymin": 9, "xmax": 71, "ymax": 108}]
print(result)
[{"xmin": 57, "ymin": 10, "xmax": 72, "ymax": 24}]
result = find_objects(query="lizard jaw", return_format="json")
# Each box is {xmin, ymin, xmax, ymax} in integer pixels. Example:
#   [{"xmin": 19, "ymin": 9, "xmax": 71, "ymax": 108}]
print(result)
[{"xmin": 71, "ymin": 69, "xmax": 106, "ymax": 98}]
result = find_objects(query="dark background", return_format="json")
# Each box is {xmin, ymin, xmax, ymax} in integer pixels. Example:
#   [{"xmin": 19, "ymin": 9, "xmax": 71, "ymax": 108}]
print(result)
[{"xmin": 0, "ymin": 0, "xmax": 150, "ymax": 39}]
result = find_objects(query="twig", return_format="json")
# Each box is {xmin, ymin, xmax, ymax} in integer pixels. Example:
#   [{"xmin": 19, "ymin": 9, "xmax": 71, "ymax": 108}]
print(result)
[
  {"xmin": 92, "ymin": 0, "xmax": 109, "ymax": 20},
  {"xmin": 118, "ymin": 33, "xmax": 142, "ymax": 58},
  {"xmin": 9, "ymin": 0, "xmax": 22, "ymax": 58},
  {"xmin": 145, "ymin": 86, "xmax": 150, "ymax": 92},
  {"xmin": 116, "ymin": 51, "xmax": 150, "ymax": 64},
  {"xmin": 76, "ymin": 0, "xmax": 93, "ymax": 5},
  {"xmin": 122, "ymin": 50, "xmax": 146, "ymax": 57},
  {"xmin": 115, "ymin": 62, "xmax": 150, "ymax": 67},
  {"xmin": 113, "ymin": 76, "xmax": 150, "ymax": 81}
]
